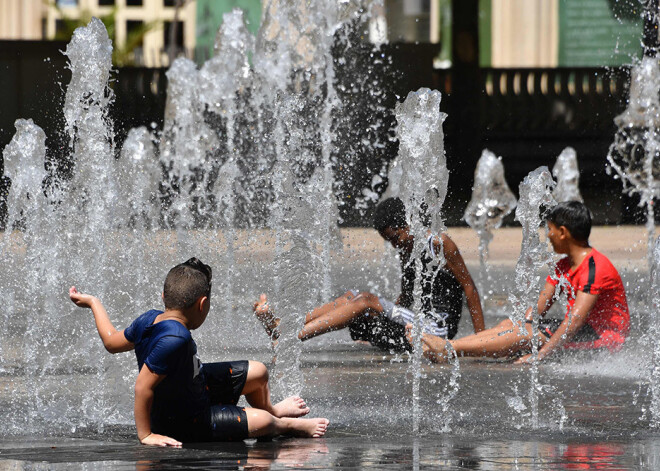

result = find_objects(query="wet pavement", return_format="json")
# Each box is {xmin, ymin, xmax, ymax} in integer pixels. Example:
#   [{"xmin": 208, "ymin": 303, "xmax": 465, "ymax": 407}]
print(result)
[
  {"xmin": 1, "ymin": 434, "xmax": 659, "ymax": 470},
  {"xmin": 1, "ymin": 344, "xmax": 660, "ymax": 470}
]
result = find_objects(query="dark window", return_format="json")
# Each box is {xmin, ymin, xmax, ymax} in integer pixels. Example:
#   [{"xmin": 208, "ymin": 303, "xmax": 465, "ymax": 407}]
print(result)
[
  {"xmin": 126, "ymin": 20, "xmax": 144, "ymax": 47},
  {"xmin": 98, "ymin": 0, "xmax": 115, "ymax": 5},
  {"xmin": 164, "ymin": 0, "xmax": 177, "ymax": 6},
  {"xmin": 126, "ymin": 0, "xmax": 143, "ymax": 5},
  {"xmin": 41, "ymin": 18, "xmax": 47, "ymax": 39},
  {"xmin": 55, "ymin": 19, "xmax": 67, "ymax": 37},
  {"xmin": 163, "ymin": 21, "xmax": 184, "ymax": 49}
]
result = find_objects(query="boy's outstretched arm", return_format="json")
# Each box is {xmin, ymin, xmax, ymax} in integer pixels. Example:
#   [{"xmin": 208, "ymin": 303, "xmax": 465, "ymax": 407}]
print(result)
[
  {"xmin": 516, "ymin": 290, "xmax": 597, "ymax": 364},
  {"xmin": 441, "ymin": 236, "xmax": 485, "ymax": 333},
  {"xmin": 69, "ymin": 286, "xmax": 134, "ymax": 354},
  {"xmin": 134, "ymin": 365, "xmax": 182, "ymax": 447}
]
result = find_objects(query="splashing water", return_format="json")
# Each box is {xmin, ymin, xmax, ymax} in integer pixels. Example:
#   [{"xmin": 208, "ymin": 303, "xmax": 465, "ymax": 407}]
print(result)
[
  {"xmin": 463, "ymin": 149, "xmax": 517, "ymax": 291},
  {"xmin": 509, "ymin": 167, "xmax": 556, "ymax": 429},
  {"xmin": 395, "ymin": 88, "xmax": 458, "ymax": 433},
  {"xmin": 608, "ymin": 55, "xmax": 660, "ymax": 265},
  {"xmin": 650, "ymin": 236, "xmax": 660, "ymax": 427},
  {"xmin": 552, "ymin": 147, "xmax": 583, "ymax": 203},
  {"xmin": 1, "ymin": 120, "xmax": 49, "ymax": 432}
]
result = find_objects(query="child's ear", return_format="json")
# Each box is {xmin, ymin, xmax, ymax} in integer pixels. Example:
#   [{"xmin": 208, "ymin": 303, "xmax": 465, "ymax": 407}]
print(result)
[
  {"xmin": 559, "ymin": 225, "xmax": 570, "ymax": 239},
  {"xmin": 198, "ymin": 295, "xmax": 209, "ymax": 312}
]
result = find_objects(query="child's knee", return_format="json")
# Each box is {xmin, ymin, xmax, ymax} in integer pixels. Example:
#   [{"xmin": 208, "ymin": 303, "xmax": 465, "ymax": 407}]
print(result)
[
  {"xmin": 355, "ymin": 292, "xmax": 379, "ymax": 306},
  {"xmin": 344, "ymin": 290, "xmax": 358, "ymax": 300},
  {"xmin": 245, "ymin": 408, "xmax": 278, "ymax": 436},
  {"xmin": 248, "ymin": 361, "xmax": 269, "ymax": 384}
]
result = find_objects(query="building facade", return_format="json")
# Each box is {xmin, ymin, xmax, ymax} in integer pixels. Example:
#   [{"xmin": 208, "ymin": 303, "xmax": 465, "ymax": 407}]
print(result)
[
  {"xmin": 0, "ymin": 0, "xmax": 45, "ymax": 40},
  {"xmin": 482, "ymin": 0, "xmax": 641, "ymax": 67},
  {"xmin": 0, "ymin": 0, "xmax": 197, "ymax": 67},
  {"xmin": 378, "ymin": 0, "xmax": 642, "ymax": 67}
]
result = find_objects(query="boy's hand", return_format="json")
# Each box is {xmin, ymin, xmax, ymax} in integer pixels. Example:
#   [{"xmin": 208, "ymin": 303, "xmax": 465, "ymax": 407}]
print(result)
[
  {"xmin": 514, "ymin": 354, "xmax": 534, "ymax": 364},
  {"xmin": 140, "ymin": 433, "xmax": 182, "ymax": 447},
  {"xmin": 69, "ymin": 286, "xmax": 97, "ymax": 309}
]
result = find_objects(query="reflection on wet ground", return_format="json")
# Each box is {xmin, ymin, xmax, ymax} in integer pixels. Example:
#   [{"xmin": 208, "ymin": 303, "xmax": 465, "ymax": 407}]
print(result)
[
  {"xmin": 0, "ymin": 434, "xmax": 658, "ymax": 470},
  {"xmin": 1, "ymin": 346, "xmax": 660, "ymax": 470}
]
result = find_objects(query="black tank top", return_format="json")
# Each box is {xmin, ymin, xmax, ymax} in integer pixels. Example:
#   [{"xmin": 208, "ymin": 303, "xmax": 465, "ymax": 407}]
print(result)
[{"xmin": 399, "ymin": 235, "xmax": 464, "ymax": 339}]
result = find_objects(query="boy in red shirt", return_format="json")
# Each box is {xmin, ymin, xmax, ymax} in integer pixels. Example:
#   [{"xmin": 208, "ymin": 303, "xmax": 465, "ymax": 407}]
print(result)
[{"xmin": 411, "ymin": 201, "xmax": 630, "ymax": 363}]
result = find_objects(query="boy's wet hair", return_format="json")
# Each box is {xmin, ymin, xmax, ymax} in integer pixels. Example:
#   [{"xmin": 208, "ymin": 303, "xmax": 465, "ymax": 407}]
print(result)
[
  {"xmin": 163, "ymin": 258, "xmax": 213, "ymax": 310},
  {"xmin": 373, "ymin": 197, "xmax": 433, "ymax": 233},
  {"xmin": 546, "ymin": 201, "xmax": 592, "ymax": 242},
  {"xmin": 373, "ymin": 197, "xmax": 407, "ymax": 233}
]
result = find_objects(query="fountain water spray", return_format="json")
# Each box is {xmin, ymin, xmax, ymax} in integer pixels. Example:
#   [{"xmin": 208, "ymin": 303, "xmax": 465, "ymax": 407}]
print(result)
[
  {"xmin": 607, "ymin": 0, "xmax": 660, "ymax": 266},
  {"xmin": 159, "ymin": 57, "xmax": 217, "ymax": 235},
  {"xmin": 1, "ymin": 119, "xmax": 49, "ymax": 431},
  {"xmin": 200, "ymin": 9, "xmax": 255, "ymax": 322},
  {"xmin": 395, "ymin": 88, "xmax": 457, "ymax": 434},
  {"xmin": 552, "ymin": 147, "xmax": 583, "ymax": 203},
  {"xmin": 115, "ymin": 126, "xmax": 161, "ymax": 311},
  {"xmin": 62, "ymin": 18, "xmax": 121, "ymax": 430},
  {"xmin": 651, "ymin": 236, "xmax": 660, "ymax": 427},
  {"xmin": 509, "ymin": 167, "xmax": 555, "ymax": 429},
  {"xmin": 463, "ymin": 149, "xmax": 517, "ymax": 292},
  {"xmin": 251, "ymin": 0, "xmax": 343, "ymax": 397}
]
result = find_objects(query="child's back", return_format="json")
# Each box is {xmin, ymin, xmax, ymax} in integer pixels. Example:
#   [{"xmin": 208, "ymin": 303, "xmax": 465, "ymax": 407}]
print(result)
[{"xmin": 124, "ymin": 309, "xmax": 207, "ymax": 433}]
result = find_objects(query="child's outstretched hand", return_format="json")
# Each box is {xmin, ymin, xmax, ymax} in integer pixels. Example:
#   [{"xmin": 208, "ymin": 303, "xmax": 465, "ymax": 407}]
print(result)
[
  {"xmin": 140, "ymin": 433, "xmax": 182, "ymax": 448},
  {"xmin": 69, "ymin": 286, "xmax": 97, "ymax": 309}
]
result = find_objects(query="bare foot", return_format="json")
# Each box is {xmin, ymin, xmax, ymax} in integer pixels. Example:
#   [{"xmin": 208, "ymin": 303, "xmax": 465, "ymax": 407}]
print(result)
[
  {"xmin": 273, "ymin": 396, "xmax": 310, "ymax": 418},
  {"xmin": 287, "ymin": 417, "xmax": 329, "ymax": 438},
  {"xmin": 420, "ymin": 334, "xmax": 450, "ymax": 363},
  {"xmin": 405, "ymin": 324, "xmax": 449, "ymax": 363},
  {"xmin": 253, "ymin": 293, "xmax": 281, "ymax": 340}
]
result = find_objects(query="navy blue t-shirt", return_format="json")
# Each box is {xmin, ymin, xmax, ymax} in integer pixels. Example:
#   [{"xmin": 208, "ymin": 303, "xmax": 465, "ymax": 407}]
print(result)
[{"xmin": 124, "ymin": 310, "xmax": 209, "ymax": 425}]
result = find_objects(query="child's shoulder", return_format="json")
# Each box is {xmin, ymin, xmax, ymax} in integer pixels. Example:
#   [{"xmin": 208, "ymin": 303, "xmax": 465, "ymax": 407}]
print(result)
[
  {"xmin": 125, "ymin": 309, "xmax": 163, "ymax": 343},
  {"xmin": 589, "ymin": 248, "xmax": 621, "ymax": 274},
  {"xmin": 134, "ymin": 309, "xmax": 163, "ymax": 327}
]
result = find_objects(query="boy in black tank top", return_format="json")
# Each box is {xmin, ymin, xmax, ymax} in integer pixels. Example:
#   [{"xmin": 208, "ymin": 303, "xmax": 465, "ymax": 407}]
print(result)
[{"xmin": 254, "ymin": 198, "xmax": 485, "ymax": 353}]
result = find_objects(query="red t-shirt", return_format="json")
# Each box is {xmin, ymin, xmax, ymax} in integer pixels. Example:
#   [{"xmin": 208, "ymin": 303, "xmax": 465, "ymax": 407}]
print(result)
[{"xmin": 546, "ymin": 248, "xmax": 629, "ymax": 351}]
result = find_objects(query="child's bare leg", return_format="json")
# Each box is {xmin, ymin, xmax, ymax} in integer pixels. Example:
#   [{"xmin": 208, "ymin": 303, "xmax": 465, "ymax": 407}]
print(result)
[
  {"xmin": 451, "ymin": 319, "xmax": 546, "ymax": 358},
  {"xmin": 242, "ymin": 361, "xmax": 309, "ymax": 418},
  {"xmin": 254, "ymin": 291, "xmax": 357, "ymax": 335},
  {"xmin": 245, "ymin": 408, "xmax": 329, "ymax": 438},
  {"xmin": 407, "ymin": 320, "xmax": 547, "ymax": 363},
  {"xmin": 298, "ymin": 292, "xmax": 384, "ymax": 341},
  {"xmin": 303, "ymin": 291, "xmax": 358, "ymax": 323}
]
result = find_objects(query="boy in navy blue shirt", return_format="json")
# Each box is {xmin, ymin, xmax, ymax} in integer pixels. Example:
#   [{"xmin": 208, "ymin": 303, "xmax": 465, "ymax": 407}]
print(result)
[{"xmin": 70, "ymin": 257, "xmax": 329, "ymax": 447}]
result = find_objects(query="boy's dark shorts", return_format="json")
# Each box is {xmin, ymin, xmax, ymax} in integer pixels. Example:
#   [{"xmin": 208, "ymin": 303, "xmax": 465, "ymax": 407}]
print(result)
[
  {"xmin": 163, "ymin": 360, "xmax": 251, "ymax": 442},
  {"xmin": 349, "ymin": 314, "xmax": 412, "ymax": 353},
  {"xmin": 531, "ymin": 319, "xmax": 601, "ymax": 342},
  {"xmin": 203, "ymin": 360, "xmax": 249, "ymax": 406}
]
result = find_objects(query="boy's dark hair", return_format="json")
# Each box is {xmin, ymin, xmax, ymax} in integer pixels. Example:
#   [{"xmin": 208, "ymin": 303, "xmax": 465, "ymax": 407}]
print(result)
[
  {"xmin": 373, "ymin": 197, "xmax": 408, "ymax": 233},
  {"xmin": 163, "ymin": 258, "xmax": 213, "ymax": 310},
  {"xmin": 546, "ymin": 201, "xmax": 592, "ymax": 242}
]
